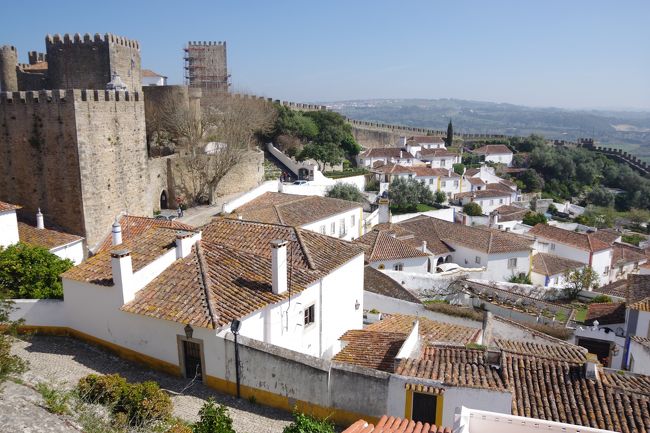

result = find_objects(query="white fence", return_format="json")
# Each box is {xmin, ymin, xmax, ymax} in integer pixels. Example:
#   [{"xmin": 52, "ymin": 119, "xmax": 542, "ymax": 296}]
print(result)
[
  {"xmin": 9, "ymin": 299, "xmax": 66, "ymax": 326},
  {"xmin": 221, "ymin": 180, "xmax": 279, "ymax": 214}
]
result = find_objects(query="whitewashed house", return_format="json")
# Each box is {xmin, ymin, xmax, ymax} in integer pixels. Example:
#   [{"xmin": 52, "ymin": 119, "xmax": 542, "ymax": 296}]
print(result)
[
  {"xmin": 528, "ymin": 224, "xmax": 613, "ymax": 286},
  {"xmin": 455, "ymin": 189, "xmax": 513, "ymax": 214},
  {"xmin": 472, "ymin": 144, "xmax": 514, "ymax": 166},
  {"xmin": 141, "ymin": 69, "xmax": 168, "ymax": 86},
  {"xmin": 230, "ymin": 192, "xmax": 363, "ymax": 241},
  {"xmin": 0, "ymin": 201, "xmax": 84, "ymax": 264},
  {"xmin": 404, "ymin": 135, "xmax": 446, "ymax": 155},
  {"xmin": 531, "ymin": 252, "xmax": 585, "ymax": 287},
  {"xmin": 375, "ymin": 216, "xmax": 532, "ymax": 281},
  {"xmin": 417, "ymin": 148, "xmax": 460, "ymax": 168},
  {"xmin": 354, "ymin": 229, "xmax": 432, "ymax": 273},
  {"xmin": 357, "ymin": 148, "xmax": 416, "ymax": 168}
]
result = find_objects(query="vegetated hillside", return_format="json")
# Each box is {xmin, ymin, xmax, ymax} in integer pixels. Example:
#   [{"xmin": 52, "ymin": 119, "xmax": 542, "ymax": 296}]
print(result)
[{"xmin": 330, "ymin": 99, "xmax": 650, "ymax": 160}]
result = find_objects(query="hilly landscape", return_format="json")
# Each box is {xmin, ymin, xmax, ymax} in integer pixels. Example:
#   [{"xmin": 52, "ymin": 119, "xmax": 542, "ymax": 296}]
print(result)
[{"xmin": 329, "ymin": 99, "xmax": 650, "ymax": 160}]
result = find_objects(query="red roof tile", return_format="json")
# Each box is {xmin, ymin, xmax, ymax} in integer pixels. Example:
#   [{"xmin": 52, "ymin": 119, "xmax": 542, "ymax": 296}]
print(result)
[
  {"xmin": 360, "ymin": 148, "xmax": 415, "ymax": 159},
  {"xmin": 528, "ymin": 224, "xmax": 611, "ymax": 252},
  {"xmin": 18, "ymin": 222, "xmax": 83, "ymax": 250},
  {"xmin": 343, "ymin": 416, "xmax": 451, "ymax": 433},
  {"xmin": 531, "ymin": 253, "xmax": 584, "ymax": 276},
  {"xmin": 95, "ymin": 215, "xmax": 195, "ymax": 253},
  {"xmin": 354, "ymin": 230, "xmax": 430, "ymax": 263},
  {"xmin": 472, "ymin": 144, "xmax": 512, "ymax": 155},
  {"xmin": 0, "ymin": 201, "xmax": 20, "ymax": 212},
  {"xmin": 585, "ymin": 302, "xmax": 626, "ymax": 325}
]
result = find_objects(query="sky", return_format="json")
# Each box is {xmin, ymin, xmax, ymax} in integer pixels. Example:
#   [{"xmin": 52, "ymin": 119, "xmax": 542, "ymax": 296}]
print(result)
[{"xmin": 2, "ymin": 0, "xmax": 649, "ymax": 110}]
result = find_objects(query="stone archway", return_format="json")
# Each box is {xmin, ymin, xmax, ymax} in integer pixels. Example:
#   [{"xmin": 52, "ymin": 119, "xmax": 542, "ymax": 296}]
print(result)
[
  {"xmin": 445, "ymin": 255, "xmax": 452, "ymax": 263},
  {"xmin": 160, "ymin": 190, "xmax": 168, "ymax": 209}
]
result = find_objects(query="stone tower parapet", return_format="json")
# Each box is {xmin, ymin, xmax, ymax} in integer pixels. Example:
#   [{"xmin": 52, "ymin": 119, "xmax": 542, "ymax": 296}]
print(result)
[{"xmin": 0, "ymin": 45, "xmax": 18, "ymax": 92}]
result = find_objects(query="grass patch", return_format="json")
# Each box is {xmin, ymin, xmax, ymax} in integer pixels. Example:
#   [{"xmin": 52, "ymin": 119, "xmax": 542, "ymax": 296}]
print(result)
[
  {"xmin": 390, "ymin": 203, "xmax": 436, "ymax": 215},
  {"xmin": 323, "ymin": 168, "xmax": 368, "ymax": 179},
  {"xmin": 36, "ymin": 382, "xmax": 71, "ymax": 415},
  {"xmin": 424, "ymin": 303, "xmax": 484, "ymax": 321},
  {"xmin": 573, "ymin": 306, "xmax": 588, "ymax": 323},
  {"xmin": 622, "ymin": 233, "xmax": 646, "ymax": 246}
]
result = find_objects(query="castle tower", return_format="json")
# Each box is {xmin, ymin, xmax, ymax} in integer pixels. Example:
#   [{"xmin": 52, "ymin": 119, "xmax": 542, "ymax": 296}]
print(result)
[
  {"xmin": 45, "ymin": 33, "xmax": 141, "ymax": 91},
  {"xmin": 0, "ymin": 45, "xmax": 18, "ymax": 92},
  {"xmin": 184, "ymin": 41, "xmax": 229, "ymax": 92}
]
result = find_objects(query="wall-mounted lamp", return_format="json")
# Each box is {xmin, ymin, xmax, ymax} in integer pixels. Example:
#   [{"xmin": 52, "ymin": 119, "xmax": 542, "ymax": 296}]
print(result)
[
  {"xmin": 184, "ymin": 323, "xmax": 193, "ymax": 339},
  {"xmin": 355, "ymin": 300, "xmax": 360, "ymax": 311},
  {"xmin": 231, "ymin": 319, "xmax": 242, "ymax": 399}
]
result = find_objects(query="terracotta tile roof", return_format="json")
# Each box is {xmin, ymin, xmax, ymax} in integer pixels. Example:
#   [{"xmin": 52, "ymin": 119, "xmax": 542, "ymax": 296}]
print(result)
[
  {"xmin": 354, "ymin": 230, "xmax": 430, "ymax": 263},
  {"xmin": 396, "ymin": 345, "xmax": 507, "ymax": 390},
  {"xmin": 0, "ymin": 201, "xmax": 20, "ymax": 212},
  {"xmin": 396, "ymin": 215, "xmax": 532, "ymax": 254},
  {"xmin": 585, "ymin": 302, "xmax": 626, "ymax": 325},
  {"xmin": 96, "ymin": 215, "xmax": 195, "ymax": 253},
  {"xmin": 465, "ymin": 168, "xmax": 480, "ymax": 177},
  {"xmin": 528, "ymin": 224, "xmax": 611, "ymax": 252},
  {"xmin": 371, "ymin": 164, "xmax": 415, "ymax": 175},
  {"xmin": 343, "ymin": 416, "xmax": 451, "ymax": 433},
  {"xmin": 17, "ymin": 222, "xmax": 83, "ymax": 250},
  {"xmin": 418, "ymin": 149, "xmax": 457, "ymax": 158},
  {"xmin": 596, "ymin": 274, "xmax": 650, "ymax": 303},
  {"xmin": 364, "ymin": 266, "xmax": 421, "ymax": 303},
  {"xmin": 499, "ymin": 178, "xmax": 517, "ymax": 189},
  {"xmin": 142, "ymin": 69, "xmax": 166, "ymax": 78},
  {"xmin": 631, "ymin": 336, "xmax": 650, "ymax": 350},
  {"xmin": 485, "ymin": 182, "xmax": 517, "ymax": 194},
  {"xmin": 612, "ymin": 243, "xmax": 646, "ymax": 267},
  {"xmin": 409, "ymin": 166, "xmax": 448, "ymax": 177},
  {"xmin": 407, "ymin": 136, "xmax": 445, "ymax": 145},
  {"xmin": 334, "ymin": 330, "xmax": 406, "ymax": 372},
  {"xmin": 359, "ymin": 148, "xmax": 415, "ymax": 159},
  {"xmin": 364, "ymin": 314, "xmax": 480, "ymax": 345},
  {"xmin": 64, "ymin": 227, "xmax": 188, "ymax": 286},
  {"xmin": 494, "ymin": 204, "xmax": 528, "ymax": 222},
  {"xmin": 231, "ymin": 192, "xmax": 361, "ymax": 227},
  {"xmin": 494, "ymin": 339, "xmax": 587, "ymax": 363},
  {"xmin": 122, "ymin": 218, "xmax": 363, "ymax": 329},
  {"xmin": 22, "ymin": 62, "xmax": 48, "ymax": 71},
  {"xmin": 591, "ymin": 229, "xmax": 621, "ymax": 245},
  {"xmin": 467, "ymin": 177, "xmax": 485, "ymax": 186},
  {"xmin": 472, "ymin": 144, "xmax": 512, "ymax": 155},
  {"xmin": 531, "ymin": 252, "xmax": 584, "ymax": 277},
  {"xmin": 629, "ymin": 297, "xmax": 650, "ymax": 312}
]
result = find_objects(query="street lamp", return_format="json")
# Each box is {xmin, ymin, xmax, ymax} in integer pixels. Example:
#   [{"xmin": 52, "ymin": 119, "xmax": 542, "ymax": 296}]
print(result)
[{"xmin": 230, "ymin": 319, "xmax": 242, "ymax": 399}]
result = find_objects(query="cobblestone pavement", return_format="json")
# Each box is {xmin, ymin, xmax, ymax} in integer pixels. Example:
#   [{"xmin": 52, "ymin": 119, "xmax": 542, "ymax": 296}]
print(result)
[{"xmin": 10, "ymin": 336, "xmax": 293, "ymax": 433}]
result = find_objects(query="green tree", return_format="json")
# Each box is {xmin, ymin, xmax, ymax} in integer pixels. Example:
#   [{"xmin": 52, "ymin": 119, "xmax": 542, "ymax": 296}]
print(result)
[
  {"xmin": 193, "ymin": 398, "xmax": 235, "ymax": 433},
  {"xmin": 446, "ymin": 119, "xmax": 453, "ymax": 147},
  {"xmin": 325, "ymin": 183, "xmax": 365, "ymax": 203},
  {"xmin": 462, "ymin": 153, "xmax": 482, "ymax": 166},
  {"xmin": 389, "ymin": 178, "xmax": 434, "ymax": 212},
  {"xmin": 507, "ymin": 273, "xmax": 532, "ymax": 284},
  {"xmin": 283, "ymin": 411, "xmax": 334, "ymax": 433},
  {"xmin": 434, "ymin": 190, "xmax": 447, "ymax": 205},
  {"xmin": 298, "ymin": 142, "xmax": 345, "ymax": 171},
  {"xmin": 586, "ymin": 187, "xmax": 615, "ymax": 208},
  {"xmin": 452, "ymin": 163, "xmax": 465, "ymax": 175},
  {"xmin": 522, "ymin": 211, "xmax": 547, "ymax": 226},
  {"xmin": 303, "ymin": 111, "xmax": 361, "ymax": 158},
  {"xmin": 0, "ymin": 294, "xmax": 27, "ymax": 383},
  {"xmin": 463, "ymin": 202, "xmax": 483, "ymax": 216},
  {"xmin": 0, "ymin": 243, "xmax": 73, "ymax": 299},
  {"xmin": 562, "ymin": 267, "xmax": 600, "ymax": 300},
  {"xmin": 518, "ymin": 169, "xmax": 545, "ymax": 192}
]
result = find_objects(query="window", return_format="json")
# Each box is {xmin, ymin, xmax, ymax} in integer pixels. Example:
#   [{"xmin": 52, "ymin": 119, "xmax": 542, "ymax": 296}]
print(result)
[
  {"xmin": 550, "ymin": 243, "xmax": 556, "ymax": 251},
  {"xmin": 304, "ymin": 305, "xmax": 315, "ymax": 326},
  {"xmin": 393, "ymin": 263, "xmax": 404, "ymax": 271},
  {"xmin": 441, "ymin": 181, "xmax": 446, "ymax": 188},
  {"xmin": 508, "ymin": 258, "xmax": 517, "ymax": 269},
  {"xmin": 320, "ymin": 225, "xmax": 326, "ymax": 234},
  {"xmin": 490, "ymin": 199, "xmax": 494, "ymax": 206},
  {"xmin": 499, "ymin": 198, "xmax": 504, "ymax": 204},
  {"xmin": 429, "ymin": 178, "xmax": 434, "ymax": 185},
  {"xmin": 339, "ymin": 218, "xmax": 346, "ymax": 236},
  {"xmin": 604, "ymin": 266, "xmax": 610, "ymax": 275},
  {"xmin": 330, "ymin": 222, "xmax": 336, "ymax": 235},
  {"xmin": 351, "ymin": 215, "xmax": 355, "ymax": 227},
  {"xmin": 411, "ymin": 392, "xmax": 439, "ymax": 425},
  {"xmin": 441, "ymin": 159, "xmax": 446, "ymax": 167},
  {"xmin": 475, "ymin": 256, "xmax": 481, "ymax": 264},
  {"xmin": 454, "ymin": 180, "xmax": 459, "ymax": 187}
]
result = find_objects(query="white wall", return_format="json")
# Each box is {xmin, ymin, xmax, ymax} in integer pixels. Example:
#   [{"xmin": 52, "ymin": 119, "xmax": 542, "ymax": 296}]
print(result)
[
  {"xmin": 592, "ymin": 249, "xmax": 613, "ymax": 286},
  {"xmin": 533, "ymin": 237, "xmax": 590, "ymax": 264},
  {"xmin": 573, "ymin": 326, "xmax": 626, "ymax": 369},
  {"xmin": 628, "ymin": 340, "xmax": 650, "ymax": 375},
  {"xmin": 50, "ymin": 241, "xmax": 85, "ymax": 265},
  {"xmin": 461, "ymin": 195, "xmax": 511, "ymax": 214},
  {"xmin": 9, "ymin": 299, "xmax": 67, "ymax": 326},
  {"xmin": 390, "ymin": 207, "xmax": 455, "ymax": 224},
  {"xmin": 485, "ymin": 153, "xmax": 513, "ymax": 167},
  {"xmin": 334, "ymin": 174, "xmax": 366, "ymax": 191},
  {"xmin": 369, "ymin": 256, "xmax": 430, "ymax": 273},
  {"xmin": 485, "ymin": 251, "xmax": 531, "ymax": 282},
  {"xmin": 633, "ymin": 310, "xmax": 650, "ymax": 337},
  {"xmin": 142, "ymin": 76, "xmax": 166, "ymax": 86},
  {"xmin": 381, "ymin": 269, "xmax": 483, "ymax": 300},
  {"xmin": 222, "ymin": 180, "xmax": 279, "ymax": 213},
  {"xmin": 301, "ymin": 207, "xmax": 364, "ymax": 241},
  {"xmin": 0, "ymin": 210, "xmax": 19, "ymax": 247}
]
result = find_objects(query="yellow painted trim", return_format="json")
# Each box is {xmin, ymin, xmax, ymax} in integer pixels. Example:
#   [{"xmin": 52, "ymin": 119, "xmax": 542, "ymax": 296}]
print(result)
[
  {"xmin": 17, "ymin": 326, "xmax": 377, "ymax": 427},
  {"xmin": 435, "ymin": 394, "xmax": 444, "ymax": 426},
  {"xmin": 405, "ymin": 388, "xmax": 413, "ymax": 419}
]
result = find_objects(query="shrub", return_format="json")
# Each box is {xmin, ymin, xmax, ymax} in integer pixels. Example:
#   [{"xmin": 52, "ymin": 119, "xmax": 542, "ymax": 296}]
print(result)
[
  {"xmin": 283, "ymin": 411, "xmax": 335, "ymax": 433},
  {"xmin": 522, "ymin": 211, "xmax": 547, "ymax": 226},
  {"xmin": 77, "ymin": 373, "xmax": 128, "ymax": 406},
  {"xmin": 193, "ymin": 398, "xmax": 235, "ymax": 433},
  {"xmin": 463, "ymin": 202, "xmax": 483, "ymax": 216},
  {"xmin": 36, "ymin": 382, "xmax": 71, "ymax": 415},
  {"xmin": 590, "ymin": 295, "xmax": 612, "ymax": 304},
  {"xmin": 325, "ymin": 183, "xmax": 364, "ymax": 203},
  {"xmin": 365, "ymin": 177, "xmax": 379, "ymax": 192},
  {"xmin": 507, "ymin": 273, "xmax": 532, "ymax": 284},
  {"xmin": 119, "ymin": 380, "xmax": 172, "ymax": 425},
  {"xmin": 434, "ymin": 190, "xmax": 447, "ymax": 205},
  {"xmin": 168, "ymin": 420, "xmax": 194, "ymax": 433},
  {"xmin": 0, "ymin": 295, "xmax": 27, "ymax": 384},
  {"xmin": 423, "ymin": 303, "xmax": 484, "ymax": 321}
]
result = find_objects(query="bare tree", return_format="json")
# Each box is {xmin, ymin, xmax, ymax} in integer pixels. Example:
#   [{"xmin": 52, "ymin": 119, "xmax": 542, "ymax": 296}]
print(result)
[{"xmin": 151, "ymin": 92, "xmax": 277, "ymax": 205}]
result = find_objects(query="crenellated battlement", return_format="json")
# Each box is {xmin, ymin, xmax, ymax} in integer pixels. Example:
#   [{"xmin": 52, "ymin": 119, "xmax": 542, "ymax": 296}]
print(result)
[
  {"xmin": 187, "ymin": 41, "xmax": 226, "ymax": 47},
  {"xmin": 45, "ymin": 33, "xmax": 140, "ymax": 50},
  {"xmin": 0, "ymin": 45, "xmax": 16, "ymax": 52},
  {"xmin": 0, "ymin": 89, "xmax": 141, "ymax": 104}
]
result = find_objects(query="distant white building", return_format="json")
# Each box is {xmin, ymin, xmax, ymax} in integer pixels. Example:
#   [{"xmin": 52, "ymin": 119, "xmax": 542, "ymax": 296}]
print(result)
[
  {"xmin": 455, "ymin": 189, "xmax": 514, "ymax": 214},
  {"xmin": 417, "ymin": 148, "xmax": 461, "ymax": 168},
  {"xmin": 357, "ymin": 148, "xmax": 416, "ymax": 167},
  {"xmin": 472, "ymin": 145, "xmax": 514, "ymax": 166},
  {"xmin": 141, "ymin": 69, "xmax": 168, "ymax": 86}
]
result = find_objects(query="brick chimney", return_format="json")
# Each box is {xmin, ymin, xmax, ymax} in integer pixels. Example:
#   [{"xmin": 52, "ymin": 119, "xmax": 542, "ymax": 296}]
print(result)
[
  {"xmin": 36, "ymin": 208, "xmax": 44, "ymax": 229},
  {"xmin": 111, "ymin": 249, "xmax": 134, "ymax": 303},
  {"xmin": 271, "ymin": 240, "xmax": 288, "ymax": 295},
  {"xmin": 111, "ymin": 218, "xmax": 122, "ymax": 246}
]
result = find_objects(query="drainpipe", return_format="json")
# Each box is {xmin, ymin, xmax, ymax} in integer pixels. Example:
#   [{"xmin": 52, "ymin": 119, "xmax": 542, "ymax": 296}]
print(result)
[{"xmin": 319, "ymin": 279, "xmax": 323, "ymax": 357}]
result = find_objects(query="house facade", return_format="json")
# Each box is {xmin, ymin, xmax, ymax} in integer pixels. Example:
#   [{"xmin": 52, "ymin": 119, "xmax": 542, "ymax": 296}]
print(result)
[
  {"xmin": 471, "ymin": 145, "xmax": 514, "ymax": 166},
  {"xmin": 357, "ymin": 148, "xmax": 416, "ymax": 168}
]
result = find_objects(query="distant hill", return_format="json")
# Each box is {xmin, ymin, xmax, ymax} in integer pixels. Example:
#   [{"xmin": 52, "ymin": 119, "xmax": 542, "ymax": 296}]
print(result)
[{"xmin": 328, "ymin": 98, "xmax": 650, "ymax": 160}]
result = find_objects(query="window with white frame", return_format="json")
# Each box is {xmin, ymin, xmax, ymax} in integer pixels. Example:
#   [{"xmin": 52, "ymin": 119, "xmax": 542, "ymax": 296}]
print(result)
[
  {"xmin": 604, "ymin": 266, "xmax": 610, "ymax": 275},
  {"xmin": 454, "ymin": 180, "xmax": 459, "ymax": 187},
  {"xmin": 339, "ymin": 218, "xmax": 346, "ymax": 236},
  {"xmin": 441, "ymin": 159, "xmax": 446, "ymax": 167},
  {"xmin": 429, "ymin": 178, "xmax": 434, "ymax": 185},
  {"xmin": 475, "ymin": 256, "xmax": 481, "ymax": 264},
  {"xmin": 550, "ymin": 243, "xmax": 556, "ymax": 251},
  {"xmin": 351, "ymin": 214, "xmax": 355, "ymax": 227},
  {"xmin": 508, "ymin": 258, "xmax": 517, "ymax": 268},
  {"xmin": 304, "ymin": 305, "xmax": 315, "ymax": 326},
  {"xmin": 499, "ymin": 198, "xmax": 504, "ymax": 204},
  {"xmin": 320, "ymin": 225, "xmax": 326, "ymax": 234},
  {"xmin": 441, "ymin": 181, "xmax": 446, "ymax": 188},
  {"xmin": 393, "ymin": 263, "xmax": 404, "ymax": 271},
  {"xmin": 330, "ymin": 222, "xmax": 335, "ymax": 235},
  {"xmin": 490, "ymin": 199, "xmax": 494, "ymax": 205}
]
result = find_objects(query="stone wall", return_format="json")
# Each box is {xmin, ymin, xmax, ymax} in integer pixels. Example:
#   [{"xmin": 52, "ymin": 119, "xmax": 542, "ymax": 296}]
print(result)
[
  {"xmin": 0, "ymin": 89, "xmax": 150, "ymax": 249},
  {"xmin": 0, "ymin": 45, "xmax": 18, "ymax": 92}
]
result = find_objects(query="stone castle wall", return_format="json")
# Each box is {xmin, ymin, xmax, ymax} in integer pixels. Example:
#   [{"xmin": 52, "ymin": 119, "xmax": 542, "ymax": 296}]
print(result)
[
  {"xmin": 0, "ymin": 45, "xmax": 18, "ymax": 92},
  {"xmin": 0, "ymin": 89, "xmax": 150, "ymax": 249}
]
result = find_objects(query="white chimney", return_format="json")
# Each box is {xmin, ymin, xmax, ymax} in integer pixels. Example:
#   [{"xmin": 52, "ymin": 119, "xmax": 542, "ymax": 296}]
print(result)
[
  {"xmin": 378, "ymin": 198, "xmax": 391, "ymax": 224},
  {"xmin": 421, "ymin": 240, "xmax": 427, "ymax": 252},
  {"xmin": 271, "ymin": 240, "xmax": 288, "ymax": 295},
  {"xmin": 111, "ymin": 218, "xmax": 122, "ymax": 246},
  {"xmin": 584, "ymin": 354, "xmax": 600, "ymax": 380},
  {"xmin": 175, "ymin": 231, "xmax": 194, "ymax": 259},
  {"xmin": 111, "ymin": 249, "xmax": 134, "ymax": 304},
  {"xmin": 36, "ymin": 208, "xmax": 44, "ymax": 229}
]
